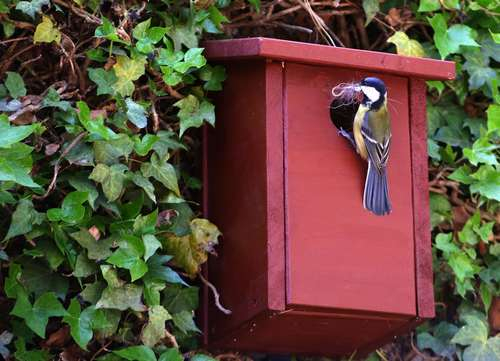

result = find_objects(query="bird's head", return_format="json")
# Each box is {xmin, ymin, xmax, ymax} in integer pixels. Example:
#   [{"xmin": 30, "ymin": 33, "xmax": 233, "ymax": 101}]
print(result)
[{"xmin": 357, "ymin": 77, "xmax": 387, "ymax": 110}]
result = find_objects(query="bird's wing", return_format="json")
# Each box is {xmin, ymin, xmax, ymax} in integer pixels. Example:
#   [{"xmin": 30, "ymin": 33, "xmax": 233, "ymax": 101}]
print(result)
[{"xmin": 361, "ymin": 112, "xmax": 391, "ymax": 173}]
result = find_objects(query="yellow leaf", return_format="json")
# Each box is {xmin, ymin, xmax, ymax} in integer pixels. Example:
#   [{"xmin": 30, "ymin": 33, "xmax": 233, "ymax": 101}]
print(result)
[
  {"xmin": 33, "ymin": 16, "xmax": 61, "ymax": 44},
  {"xmin": 112, "ymin": 55, "xmax": 146, "ymax": 97},
  {"xmin": 163, "ymin": 218, "xmax": 221, "ymax": 277},
  {"xmin": 387, "ymin": 31, "xmax": 426, "ymax": 58}
]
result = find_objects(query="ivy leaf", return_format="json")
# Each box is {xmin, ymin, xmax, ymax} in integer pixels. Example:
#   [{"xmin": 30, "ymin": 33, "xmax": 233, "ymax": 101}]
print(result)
[
  {"xmin": 428, "ymin": 15, "xmax": 479, "ymax": 59},
  {"xmin": 145, "ymin": 254, "xmax": 186, "ymax": 285},
  {"xmin": 133, "ymin": 134, "xmax": 159, "ymax": 157},
  {"xmin": 141, "ymin": 305, "xmax": 172, "ymax": 347},
  {"xmin": 462, "ymin": 337, "xmax": 500, "ymax": 361},
  {"xmin": 126, "ymin": 98, "xmax": 148, "ymax": 129},
  {"xmin": 418, "ymin": 0, "xmax": 440, "ymax": 12},
  {"xmin": 167, "ymin": 24, "xmax": 199, "ymax": 51},
  {"xmin": 469, "ymin": 165, "xmax": 500, "ymax": 201},
  {"xmin": 14, "ymin": 338, "xmax": 51, "ymax": 361},
  {"xmin": 10, "ymin": 291, "xmax": 67, "ymax": 338},
  {"xmin": 96, "ymin": 266, "xmax": 146, "ymax": 311},
  {"xmin": 141, "ymin": 154, "xmax": 180, "ymax": 196},
  {"xmin": 113, "ymin": 346, "xmax": 157, "ymax": 361},
  {"xmin": 47, "ymin": 191, "xmax": 88, "ymax": 223},
  {"xmin": 164, "ymin": 218, "xmax": 220, "ymax": 277},
  {"xmin": 70, "ymin": 229, "xmax": 113, "ymax": 261},
  {"xmin": 62, "ymin": 299, "xmax": 94, "ymax": 350},
  {"xmin": 486, "ymin": 104, "xmax": 499, "ymax": 134},
  {"xmin": 143, "ymin": 234, "xmax": 162, "ymax": 261},
  {"xmin": 89, "ymin": 163, "xmax": 128, "ymax": 202},
  {"xmin": 4, "ymin": 199, "xmax": 43, "ymax": 241},
  {"xmin": 4, "ymin": 72, "xmax": 26, "ymax": 99},
  {"xmin": 434, "ymin": 233, "xmax": 459, "ymax": 257},
  {"xmin": 88, "ymin": 68, "xmax": 117, "ymax": 96},
  {"xmin": 199, "ymin": 65, "xmax": 226, "ymax": 91},
  {"xmin": 463, "ymin": 136, "xmax": 498, "ymax": 166},
  {"xmin": 107, "ymin": 235, "xmax": 148, "ymax": 281},
  {"xmin": 77, "ymin": 101, "xmax": 118, "ymax": 140},
  {"xmin": 462, "ymin": 50, "xmax": 496, "ymax": 90},
  {"xmin": 172, "ymin": 310, "xmax": 200, "ymax": 334},
  {"xmin": 387, "ymin": 32, "xmax": 425, "ymax": 57},
  {"xmin": 94, "ymin": 134, "xmax": 134, "ymax": 165},
  {"xmin": 20, "ymin": 261, "xmax": 69, "ymax": 299},
  {"xmin": 74, "ymin": 253, "xmax": 97, "ymax": 278},
  {"xmin": 362, "ymin": 0, "xmax": 379, "ymax": 25},
  {"xmin": 42, "ymin": 87, "xmax": 71, "ymax": 111},
  {"xmin": 132, "ymin": 173, "xmax": 156, "ymax": 203},
  {"xmin": 68, "ymin": 176, "xmax": 99, "ymax": 209},
  {"xmin": 448, "ymin": 252, "xmax": 479, "ymax": 283},
  {"xmin": 174, "ymin": 95, "xmax": 215, "ymax": 137},
  {"xmin": 133, "ymin": 209, "xmax": 158, "ymax": 235},
  {"xmin": 113, "ymin": 55, "xmax": 146, "ymax": 97},
  {"xmin": 0, "ymin": 143, "xmax": 38, "ymax": 187},
  {"xmin": 15, "ymin": 0, "xmax": 49, "ymax": 18},
  {"xmin": 173, "ymin": 48, "xmax": 206, "ymax": 73},
  {"xmin": 451, "ymin": 315, "xmax": 488, "ymax": 346},
  {"xmin": 458, "ymin": 213, "xmax": 480, "ymax": 246},
  {"xmin": 33, "ymin": 16, "xmax": 61, "ymax": 44},
  {"xmin": 159, "ymin": 348, "xmax": 183, "ymax": 361},
  {"xmin": 132, "ymin": 19, "xmax": 151, "ymax": 40},
  {"xmin": 162, "ymin": 284, "xmax": 199, "ymax": 313}
]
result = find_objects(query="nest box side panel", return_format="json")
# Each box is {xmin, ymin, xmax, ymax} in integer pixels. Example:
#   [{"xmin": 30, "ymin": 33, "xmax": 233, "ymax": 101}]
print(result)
[
  {"xmin": 206, "ymin": 60, "xmax": 286, "ymax": 339},
  {"xmin": 284, "ymin": 62, "xmax": 416, "ymax": 316},
  {"xmin": 207, "ymin": 310, "xmax": 411, "ymax": 356},
  {"xmin": 409, "ymin": 79, "xmax": 435, "ymax": 319}
]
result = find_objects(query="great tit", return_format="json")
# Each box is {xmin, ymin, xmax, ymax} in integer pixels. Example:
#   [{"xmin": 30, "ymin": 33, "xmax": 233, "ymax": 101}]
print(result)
[
  {"xmin": 354, "ymin": 77, "xmax": 392, "ymax": 216},
  {"xmin": 333, "ymin": 77, "xmax": 392, "ymax": 216}
]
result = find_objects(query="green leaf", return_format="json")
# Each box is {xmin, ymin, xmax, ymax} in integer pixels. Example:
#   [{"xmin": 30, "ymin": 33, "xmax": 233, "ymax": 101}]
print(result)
[
  {"xmin": 4, "ymin": 72, "xmax": 26, "ymax": 98},
  {"xmin": 199, "ymin": 65, "xmax": 226, "ymax": 91},
  {"xmin": 173, "ymin": 48, "xmax": 206, "ymax": 73},
  {"xmin": 4, "ymin": 199, "xmax": 43, "ymax": 241},
  {"xmin": 167, "ymin": 24, "xmax": 199, "ymax": 51},
  {"xmin": 10, "ymin": 291, "xmax": 67, "ymax": 338},
  {"xmin": 132, "ymin": 19, "xmax": 151, "ymax": 40},
  {"xmin": 107, "ymin": 235, "xmax": 148, "ymax": 281},
  {"xmin": 0, "ymin": 143, "xmax": 38, "ymax": 187},
  {"xmin": 362, "ymin": 0, "xmax": 378, "ymax": 24},
  {"xmin": 143, "ymin": 234, "xmax": 162, "ymax": 261},
  {"xmin": 33, "ymin": 16, "xmax": 61, "ymax": 44},
  {"xmin": 94, "ymin": 134, "xmax": 134, "ymax": 165},
  {"xmin": 470, "ymin": 165, "xmax": 500, "ymax": 201},
  {"xmin": 132, "ymin": 173, "xmax": 156, "ymax": 203},
  {"xmin": 448, "ymin": 252, "xmax": 478, "ymax": 283},
  {"xmin": 20, "ymin": 261, "xmax": 69, "ymax": 299},
  {"xmin": 126, "ymin": 98, "xmax": 148, "ymax": 129},
  {"xmin": 428, "ymin": 15, "xmax": 479, "ymax": 59},
  {"xmin": 96, "ymin": 266, "xmax": 146, "ymax": 311},
  {"xmin": 387, "ymin": 32, "xmax": 426, "ymax": 57},
  {"xmin": 77, "ymin": 101, "xmax": 118, "ymax": 140},
  {"xmin": 62, "ymin": 299, "xmax": 94, "ymax": 350},
  {"xmin": 451, "ymin": 315, "xmax": 488, "ymax": 345},
  {"xmin": 463, "ymin": 136, "xmax": 498, "ymax": 166},
  {"xmin": 70, "ymin": 229, "xmax": 113, "ymax": 260},
  {"xmin": 42, "ymin": 87, "xmax": 71, "ymax": 110},
  {"xmin": 80, "ymin": 281, "xmax": 106, "ymax": 304},
  {"xmin": 141, "ymin": 154, "xmax": 180, "ymax": 196},
  {"xmin": 133, "ymin": 209, "xmax": 158, "ymax": 235},
  {"xmin": 113, "ymin": 346, "xmax": 157, "ymax": 361},
  {"xmin": 418, "ymin": 0, "xmax": 440, "ymax": 12},
  {"xmin": 174, "ymin": 95, "xmax": 215, "ymax": 137},
  {"xmin": 462, "ymin": 50, "xmax": 496, "ymax": 90},
  {"xmin": 163, "ymin": 284, "xmax": 199, "ymax": 313},
  {"xmin": 95, "ymin": 17, "xmax": 129, "ymax": 44},
  {"xmin": 172, "ymin": 310, "xmax": 200, "ymax": 334},
  {"xmin": 435, "ymin": 233, "xmax": 459, "ymax": 256},
  {"xmin": 458, "ymin": 212, "xmax": 480, "ymax": 246},
  {"xmin": 449, "ymin": 165, "xmax": 474, "ymax": 184},
  {"xmin": 141, "ymin": 305, "xmax": 172, "ymax": 347},
  {"xmin": 90, "ymin": 163, "xmax": 128, "ymax": 202},
  {"xmin": 134, "ymin": 134, "xmax": 159, "ymax": 156},
  {"xmin": 14, "ymin": 338, "xmax": 51, "ymax": 361},
  {"xmin": 74, "ymin": 253, "xmax": 97, "ymax": 278},
  {"xmin": 88, "ymin": 68, "xmax": 117, "ymax": 96},
  {"xmin": 487, "ymin": 104, "xmax": 500, "ymax": 134},
  {"xmin": 48, "ymin": 191, "xmax": 88, "ymax": 223},
  {"xmin": 145, "ymin": 254, "xmax": 186, "ymax": 285},
  {"xmin": 68, "ymin": 176, "xmax": 99, "ymax": 209},
  {"xmin": 113, "ymin": 55, "xmax": 146, "ymax": 97},
  {"xmin": 15, "ymin": 0, "xmax": 49, "ymax": 18},
  {"xmin": 159, "ymin": 349, "xmax": 183, "ymax": 361},
  {"xmin": 462, "ymin": 337, "xmax": 500, "ymax": 361}
]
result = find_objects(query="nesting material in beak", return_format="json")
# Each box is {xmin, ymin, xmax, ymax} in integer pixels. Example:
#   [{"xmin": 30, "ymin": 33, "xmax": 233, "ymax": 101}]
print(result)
[{"xmin": 331, "ymin": 82, "xmax": 362, "ymax": 108}]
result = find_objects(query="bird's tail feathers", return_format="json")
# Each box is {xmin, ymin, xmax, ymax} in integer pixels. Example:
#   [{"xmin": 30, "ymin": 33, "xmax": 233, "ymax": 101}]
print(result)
[{"xmin": 363, "ymin": 161, "xmax": 391, "ymax": 216}]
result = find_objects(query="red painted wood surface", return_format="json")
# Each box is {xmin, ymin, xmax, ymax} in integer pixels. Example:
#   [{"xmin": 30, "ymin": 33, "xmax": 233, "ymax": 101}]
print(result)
[
  {"xmin": 409, "ymin": 79, "xmax": 435, "ymax": 318},
  {"xmin": 285, "ymin": 63, "xmax": 415, "ymax": 315},
  {"xmin": 203, "ymin": 38, "xmax": 453, "ymax": 356},
  {"xmin": 204, "ymin": 37, "xmax": 456, "ymax": 80}
]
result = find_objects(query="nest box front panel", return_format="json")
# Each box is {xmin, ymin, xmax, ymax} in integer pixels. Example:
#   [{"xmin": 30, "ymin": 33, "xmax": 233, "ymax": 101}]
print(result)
[{"xmin": 285, "ymin": 62, "xmax": 416, "ymax": 316}]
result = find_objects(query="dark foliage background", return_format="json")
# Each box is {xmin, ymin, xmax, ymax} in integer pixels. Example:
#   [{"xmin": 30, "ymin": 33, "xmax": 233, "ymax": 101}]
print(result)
[{"xmin": 0, "ymin": 0, "xmax": 498, "ymax": 360}]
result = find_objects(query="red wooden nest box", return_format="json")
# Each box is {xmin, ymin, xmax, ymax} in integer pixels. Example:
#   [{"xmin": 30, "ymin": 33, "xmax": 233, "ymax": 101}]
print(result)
[{"xmin": 201, "ymin": 38, "xmax": 455, "ymax": 356}]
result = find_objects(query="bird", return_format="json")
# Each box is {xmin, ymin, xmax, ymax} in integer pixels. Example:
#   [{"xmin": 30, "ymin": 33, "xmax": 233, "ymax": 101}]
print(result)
[{"xmin": 331, "ymin": 77, "xmax": 392, "ymax": 216}]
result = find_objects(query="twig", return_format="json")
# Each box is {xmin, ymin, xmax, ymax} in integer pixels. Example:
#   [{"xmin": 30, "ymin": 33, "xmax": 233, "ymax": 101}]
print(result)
[
  {"xmin": 90, "ymin": 341, "xmax": 113, "ymax": 361},
  {"xmin": 33, "ymin": 132, "xmax": 87, "ymax": 200},
  {"xmin": 198, "ymin": 273, "xmax": 232, "ymax": 315},
  {"xmin": 0, "ymin": 36, "xmax": 31, "ymax": 45}
]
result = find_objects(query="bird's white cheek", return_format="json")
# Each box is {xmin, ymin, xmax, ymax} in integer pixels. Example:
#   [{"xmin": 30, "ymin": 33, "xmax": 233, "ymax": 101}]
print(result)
[{"xmin": 361, "ymin": 86, "xmax": 380, "ymax": 103}]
